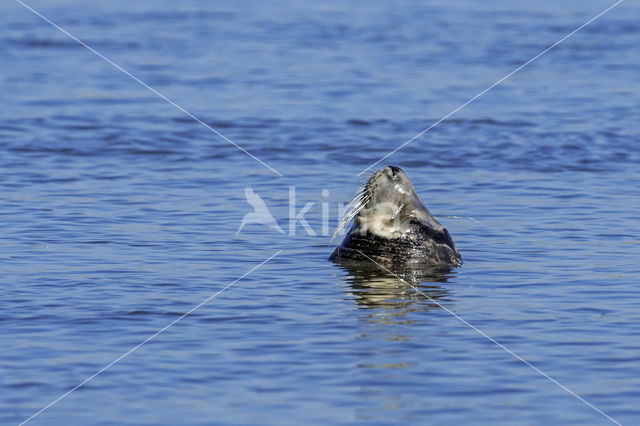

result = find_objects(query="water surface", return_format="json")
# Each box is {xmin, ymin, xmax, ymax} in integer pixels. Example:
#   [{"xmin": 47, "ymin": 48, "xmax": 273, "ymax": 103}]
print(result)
[{"xmin": 2, "ymin": 0, "xmax": 640, "ymax": 424}]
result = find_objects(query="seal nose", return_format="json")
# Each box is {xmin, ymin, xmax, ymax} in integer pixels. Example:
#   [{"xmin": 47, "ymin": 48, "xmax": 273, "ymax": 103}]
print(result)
[{"xmin": 388, "ymin": 166, "xmax": 402, "ymax": 176}]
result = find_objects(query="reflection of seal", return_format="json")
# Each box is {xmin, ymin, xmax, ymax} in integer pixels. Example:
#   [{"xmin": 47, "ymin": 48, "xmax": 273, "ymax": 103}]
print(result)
[
  {"xmin": 335, "ymin": 261, "xmax": 454, "ymax": 312},
  {"xmin": 329, "ymin": 166, "xmax": 462, "ymax": 267}
]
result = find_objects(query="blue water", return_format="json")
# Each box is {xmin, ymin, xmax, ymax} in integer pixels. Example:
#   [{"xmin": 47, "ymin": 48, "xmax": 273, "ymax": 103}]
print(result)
[{"xmin": 2, "ymin": 0, "xmax": 640, "ymax": 424}]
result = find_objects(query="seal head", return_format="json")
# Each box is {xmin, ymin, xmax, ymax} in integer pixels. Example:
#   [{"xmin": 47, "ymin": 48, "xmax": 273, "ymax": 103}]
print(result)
[{"xmin": 329, "ymin": 166, "xmax": 462, "ymax": 267}]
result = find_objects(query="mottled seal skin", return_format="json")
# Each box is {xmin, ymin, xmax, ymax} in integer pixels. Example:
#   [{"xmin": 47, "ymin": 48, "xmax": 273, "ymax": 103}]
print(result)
[{"xmin": 330, "ymin": 166, "xmax": 462, "ymax": 267}]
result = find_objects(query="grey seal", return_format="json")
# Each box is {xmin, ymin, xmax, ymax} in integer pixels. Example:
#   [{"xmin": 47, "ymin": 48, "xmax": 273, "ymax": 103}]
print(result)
[{"xmin": 329, "ymin": 166, "xmax": 462, "ymax": 267}]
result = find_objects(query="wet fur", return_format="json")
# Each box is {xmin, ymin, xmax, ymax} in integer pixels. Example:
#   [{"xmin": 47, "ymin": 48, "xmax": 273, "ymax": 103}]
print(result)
[{"xmin": 330, "ymin": 166, "xmax": 462, "ymax": 267}]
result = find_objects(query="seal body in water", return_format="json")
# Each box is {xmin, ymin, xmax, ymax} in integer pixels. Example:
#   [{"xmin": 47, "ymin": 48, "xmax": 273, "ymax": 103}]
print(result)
[{"xmin": 329, "ymin": 166, "xmax": 462, "ymax": 267}]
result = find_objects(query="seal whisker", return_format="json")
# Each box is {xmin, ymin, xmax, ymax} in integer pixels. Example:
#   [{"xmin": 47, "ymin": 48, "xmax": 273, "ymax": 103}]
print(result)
[{"xmin": 330, "ymin": 186, "xmax": 370, "ymax": 245}]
